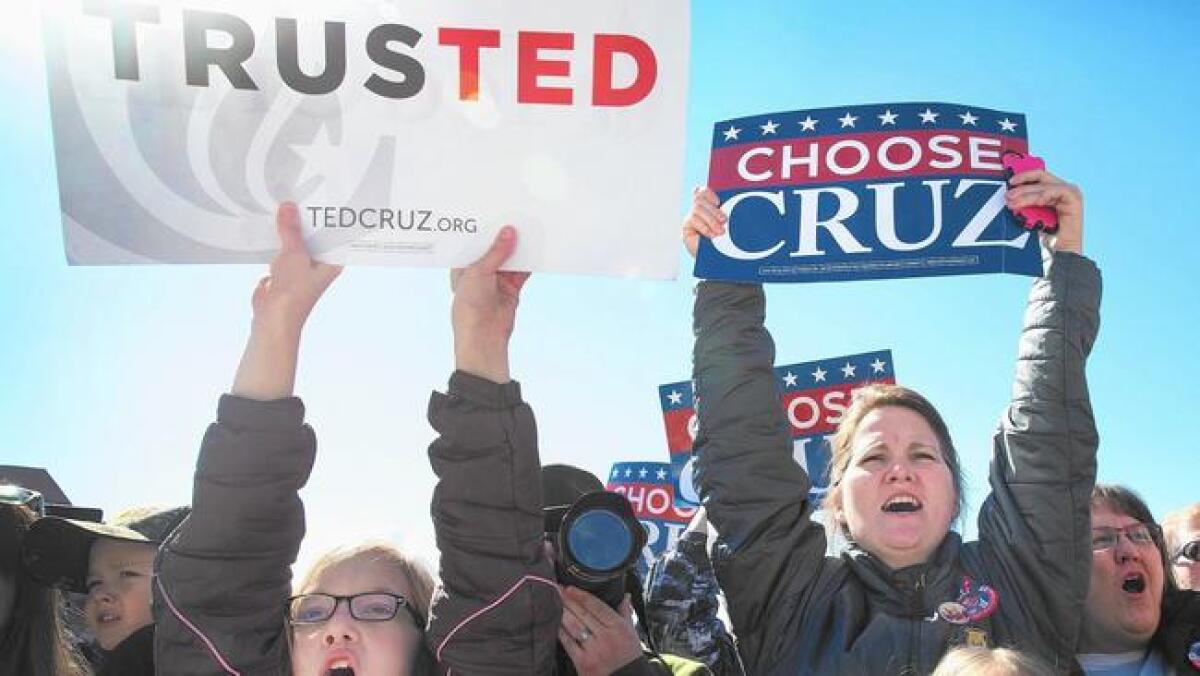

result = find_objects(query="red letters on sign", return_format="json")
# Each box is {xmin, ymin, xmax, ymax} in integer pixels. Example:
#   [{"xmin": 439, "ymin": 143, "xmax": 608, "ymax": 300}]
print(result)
[
  {"xmin": 518, "ymin": 31, "xmax": 574, "ymax": 105},
  {"xmin": 592, "ymin": 34, "xmax": 656, "ymax": 106},
  {"xmin": 437, "ymin": 28, "xmax": 657, "ymax": 107},
  {"xmin": 438, "ymin": 27, "xmax": 501, "ymax": 101}
]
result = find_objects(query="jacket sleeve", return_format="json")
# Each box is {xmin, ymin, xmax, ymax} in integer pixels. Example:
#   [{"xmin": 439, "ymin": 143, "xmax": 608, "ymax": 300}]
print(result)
[
  {"xmin": 977, "ymin": 251, "xmax": 1102, "ymax": 665},
  {"xmin": 153, "ymin": 394, "xmax": 315, "ymax": 676},
  {"xmin": 424, "ymin": 371, "xmax": 560, "ymax": 675},
  {"xmin": 691, "ymin": 281, "xmax": 828, "ymax": 673},
  {"xmin": 643, "ymin": 531, "xmax": 745, "ymax": 675}
]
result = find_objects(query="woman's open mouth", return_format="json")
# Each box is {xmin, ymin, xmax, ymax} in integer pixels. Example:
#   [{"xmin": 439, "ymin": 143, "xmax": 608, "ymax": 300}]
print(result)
[
  {"xmin": 1121, "ymin": 572, "xmax": 1146, "ymax": 594},
  {"xmin": 882, "ymin": 495, "xmax": 922, "ymax": 513}
]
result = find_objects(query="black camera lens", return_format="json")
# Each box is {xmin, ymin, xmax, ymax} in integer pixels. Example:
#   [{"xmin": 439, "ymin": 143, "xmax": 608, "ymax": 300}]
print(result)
[
  {"xmin": 566, "ymin": 508, "xmax": 634, "ymax": 573},
  {"xmin": 553, "ymin": 491, "xmax": 647, "ymax": 609}
]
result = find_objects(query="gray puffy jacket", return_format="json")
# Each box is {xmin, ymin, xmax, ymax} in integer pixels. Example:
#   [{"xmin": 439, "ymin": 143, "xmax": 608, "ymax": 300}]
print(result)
[{"xmin": 692, "ymin": 252, "xmax": 1101, "ymax": 675}]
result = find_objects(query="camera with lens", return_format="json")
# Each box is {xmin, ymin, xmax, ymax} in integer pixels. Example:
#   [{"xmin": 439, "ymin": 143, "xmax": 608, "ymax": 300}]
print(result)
[{"xmin": 543, "ymin": 466, "xmax": 647, "ymax": 610}]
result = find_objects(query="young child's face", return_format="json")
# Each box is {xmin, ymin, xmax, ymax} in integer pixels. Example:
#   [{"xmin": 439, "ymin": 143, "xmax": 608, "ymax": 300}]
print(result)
[
  {"xmin": 290, "ymin": 556, "xmax": 423, "ymax": 676},
  {"xmin": 85, "ymin": 539, "xmax": 155, "ymax": 650}
]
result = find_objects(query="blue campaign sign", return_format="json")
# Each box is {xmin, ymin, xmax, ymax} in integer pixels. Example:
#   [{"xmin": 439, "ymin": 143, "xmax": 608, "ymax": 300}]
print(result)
[
  {"xmin": 605, "ymin": 461, "xmax": 697, "ymax": 579},
  {"xmin": 694, "ymin": 102, "xmax": 1044, "ymax": 283},
  {"xmin": 659, "ymin": 350, "xmax": 896, "ymax": 508}
]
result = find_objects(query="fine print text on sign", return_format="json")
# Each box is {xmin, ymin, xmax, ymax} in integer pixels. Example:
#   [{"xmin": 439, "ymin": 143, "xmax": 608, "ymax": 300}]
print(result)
[
  {"xmin": 606, "ymin": 461, "xmax": 697, "ymax": 578},
  {"xmin": 43, "ymin": 0, "xmax": 690, "ymax": 279},
  {"xmin": 659, "ymin": 350, "xmax": 896, "ymax": 507},
  {"xmin": 695, "ymin": 102, "xmax": 1042, "ymax": 283}
]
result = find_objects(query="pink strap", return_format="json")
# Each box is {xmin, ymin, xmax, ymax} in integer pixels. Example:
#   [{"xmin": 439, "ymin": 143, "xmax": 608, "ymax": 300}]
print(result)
[
  {"xmin": 435, "ymin": 574, "xmax": 560, "ymax": 664},
  {"xmin": 155, "ymin": 575, "xmax": 242, "ymax": 676}
]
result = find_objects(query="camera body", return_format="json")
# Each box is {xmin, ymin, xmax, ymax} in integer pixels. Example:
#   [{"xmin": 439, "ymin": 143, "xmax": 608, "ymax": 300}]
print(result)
[{"xmin": 549, "ymin": 490, "xmax": 647, "ymax": 609}]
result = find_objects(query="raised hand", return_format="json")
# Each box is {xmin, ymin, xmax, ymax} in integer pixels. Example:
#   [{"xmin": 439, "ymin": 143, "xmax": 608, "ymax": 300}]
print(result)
[
  {"xmin": 232, "ymin": 203, "xmax": 342, "ymax": 400},
  {"xmin": 1006, "ymin": 169, "xmax": 1084, "ymax": 254},
  {"xmin": 682, "ymin": 187, "xmax": 726, "ymax": 258},
  {"xmin": 450, "ymin": 226, "xmax": 531, "ymax": 384}
]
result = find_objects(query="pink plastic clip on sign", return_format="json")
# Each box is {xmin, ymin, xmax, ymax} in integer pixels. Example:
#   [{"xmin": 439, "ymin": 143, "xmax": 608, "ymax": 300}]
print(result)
[{"xmin": 1001, "ymin": 151, "xmax": 1060, "ymax": 234}]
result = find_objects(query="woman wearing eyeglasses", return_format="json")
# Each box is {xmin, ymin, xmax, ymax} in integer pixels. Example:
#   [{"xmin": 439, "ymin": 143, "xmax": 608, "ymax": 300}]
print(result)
[
  {"xmin": 153, "ymin": 204, "xmax": 437, "ymax": 676},
  {"xmin": 1077, "ymin": 485, "xmax": 1200, "ymax": 675}
]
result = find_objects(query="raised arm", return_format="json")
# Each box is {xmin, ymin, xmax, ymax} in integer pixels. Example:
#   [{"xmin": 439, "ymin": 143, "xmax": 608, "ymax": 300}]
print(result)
[
  {"xmin": 423, "ymin": 228, "xmax": 561, "ymax": 673},
  {"xmin": 687, "ymin": 188, "xmax": 828, "ymax": 672},
  {"xmin": 977, "ymin": 171, "xmax": 1101, "ymax": 666},
  {"xmin": 153, "ymin": 204, "xmax": 340, "ymax": 675}
]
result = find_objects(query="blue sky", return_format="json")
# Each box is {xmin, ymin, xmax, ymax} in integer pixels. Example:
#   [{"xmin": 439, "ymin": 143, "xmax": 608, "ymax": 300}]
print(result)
[{"xmin": 2, "ymin": 2, "xmax": 1197, "ymax": 572}]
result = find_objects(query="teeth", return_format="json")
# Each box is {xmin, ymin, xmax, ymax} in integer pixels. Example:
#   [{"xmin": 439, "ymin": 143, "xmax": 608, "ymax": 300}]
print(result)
[{"xmin": 883, "ymin": 495, "xmax": 922, "ymax": 512}]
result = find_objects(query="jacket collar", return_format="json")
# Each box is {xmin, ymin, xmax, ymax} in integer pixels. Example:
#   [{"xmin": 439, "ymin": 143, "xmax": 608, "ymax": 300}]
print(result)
[{"xmin": 842, "ymin": 532, "xmax": 963, "ymax": 617}]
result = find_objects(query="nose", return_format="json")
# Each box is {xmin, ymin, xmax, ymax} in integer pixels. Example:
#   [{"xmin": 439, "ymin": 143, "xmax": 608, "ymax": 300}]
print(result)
[
  {"xmin": 1113, "ymin": 534, "xmax": 1141, "ymax": 562},
  {"xmin": 89, "ymin": 581, "xmax": 116, "ymax": 605},
  {"xmin": 884, "ymin": 459, "xmax": 915, "ymax": 483},
  {"xmin": 321, "ymin": 602, "xmax": 360, "ymax": 647}
]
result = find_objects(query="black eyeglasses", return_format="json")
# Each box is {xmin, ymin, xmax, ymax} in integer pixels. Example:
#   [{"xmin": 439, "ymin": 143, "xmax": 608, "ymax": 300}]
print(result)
[
  {"xmin": 1091, "ymin": 523, "xmax": 1159, "ymax": 552},
  {"xmin": 0, "ymin": 485, "xmax": 44, "ymax": 517},
  {"xmin": 1172, "ymin": 540, "xmax": 1200, "ymax": 566},
  {"xmin": 287, "ymin": 593, "xmax": 423, "ymax": 627}
]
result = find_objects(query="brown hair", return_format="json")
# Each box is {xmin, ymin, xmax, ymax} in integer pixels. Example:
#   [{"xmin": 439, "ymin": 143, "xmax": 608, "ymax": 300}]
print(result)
[
  {"xmin": 1091, "ymin": 484, "xmax": 1177, "ymax": 593},
  {"xmin": 0, "ymin": 502, "xmax": 90, "ymax": 676},
  {"xmin": 932, "ymin": 646, "xmax": 1057, "ymax": 676},
  {"xmin": 295, "ymin": 542, "xmax": 435, "ymax": 625},
  {"xmin": 825, "ymin": 384, "xmax": 965, "ymax": 536}
]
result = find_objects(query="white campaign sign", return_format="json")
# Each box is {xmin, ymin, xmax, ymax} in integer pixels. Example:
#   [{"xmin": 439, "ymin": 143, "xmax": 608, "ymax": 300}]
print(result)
[{"xmin": 42, "ymin": 0, "xmax": 690, "ymax": 278}]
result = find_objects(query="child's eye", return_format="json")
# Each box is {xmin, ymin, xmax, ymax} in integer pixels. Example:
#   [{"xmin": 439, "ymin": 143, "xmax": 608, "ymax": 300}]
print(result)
[
  {"xmin": 120, "ymin": 569, "xmax": 144, "ymax": 579},
  {"xmin": 86, "ymin": 579, "xmax": 101, "ymax": 592}
]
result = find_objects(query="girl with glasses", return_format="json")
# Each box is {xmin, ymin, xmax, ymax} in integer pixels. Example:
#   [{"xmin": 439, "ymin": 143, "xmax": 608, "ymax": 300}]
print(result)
[{"xmin": 152, "ymin": 205, "xmax": 436, "ymax": 676}]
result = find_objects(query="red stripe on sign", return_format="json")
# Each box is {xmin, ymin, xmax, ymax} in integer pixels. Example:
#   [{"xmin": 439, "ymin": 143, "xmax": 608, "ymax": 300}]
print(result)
[
  {"xmin": 661, "ymin": 408, "xmax": 696, "ymax": 452},
  {"xmin": 781, "ymin": 378, "xmax": 897, "ymax": 437},
  {"xmin": 608, "ymin": 483, "xmax": 697, "ymax": 522},
  {"xmin": 708, "ymin": 131, "xmax": 1028, "ymax": 191}
]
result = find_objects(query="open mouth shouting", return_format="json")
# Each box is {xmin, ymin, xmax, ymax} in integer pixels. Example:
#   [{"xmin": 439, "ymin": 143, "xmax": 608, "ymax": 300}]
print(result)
[
  {"xmin": 882, "ymin": 494, "xmax": 923, "ymax": 514},
  {"xmin": 322, "ymin": 651, "xmax": 359, "ymax": 676},
  {"xmin": 1121, "ymin": 571, "xmax": 1147, "ymax": 594}
]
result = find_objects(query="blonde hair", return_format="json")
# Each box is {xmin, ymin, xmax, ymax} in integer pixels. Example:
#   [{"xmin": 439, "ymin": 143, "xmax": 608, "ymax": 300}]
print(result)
[
  {"xmin": 296, "ymin": 542, "xmax": 435, "ymax": 625},
  {"xmin": 824, "ymin": 384, "xmax": 964, "ymax": 536},
  {"xmin": 932, "ymin": 646, "xmax": 1057, "ymax": 676},
  {"xmin": 1162, "ymin": 502, "xmax": 1200, "ymax": 554}
]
